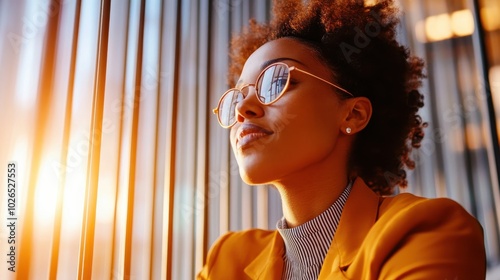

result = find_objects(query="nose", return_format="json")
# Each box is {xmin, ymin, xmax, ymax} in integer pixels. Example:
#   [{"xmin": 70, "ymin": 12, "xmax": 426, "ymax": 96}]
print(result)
[{"xmin": 235, "ymin": 86, "xmax": 265, "ymax": 123}]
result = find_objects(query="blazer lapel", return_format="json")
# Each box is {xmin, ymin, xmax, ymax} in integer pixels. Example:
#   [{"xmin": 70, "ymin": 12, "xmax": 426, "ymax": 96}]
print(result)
[
  {"xmin": 244, "ymin": 231, "xmax": 285, "ymax": 280},
  {"xmin": 243, "ymin": 178, "xmax": 380, "ymax": 280},
  {"xmin": 318, "ymin": 178, "xmax": 381, "ymax": 279}
]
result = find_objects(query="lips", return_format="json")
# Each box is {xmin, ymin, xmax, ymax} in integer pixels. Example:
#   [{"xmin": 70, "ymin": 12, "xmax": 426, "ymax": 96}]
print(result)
[{"xmin": 236, "ymin": 123, "xmax": 274, "ymax": 149}]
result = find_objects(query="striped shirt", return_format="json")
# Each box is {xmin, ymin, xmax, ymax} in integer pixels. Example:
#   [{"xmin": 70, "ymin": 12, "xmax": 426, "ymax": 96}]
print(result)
[{"xmin": 276, "ymin": 182, "xmax": 352, "ymax": 280}]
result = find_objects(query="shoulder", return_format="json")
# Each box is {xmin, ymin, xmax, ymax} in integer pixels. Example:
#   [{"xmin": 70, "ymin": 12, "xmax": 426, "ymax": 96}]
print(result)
[
  {"xmin": 209, "ymin": 229, "xmax": 276, "ymax": 258},
  {"xmin": 197, "ymin": 229, "xmax": 276, "ymax": 279},
  {"xmin": 367, "ymin": 193, "xmax": 486, "ymax": 278},
  {"xmin": 375, "ymin": 193, "xmax": 484, "ymax": 251},
  {"xmin": 378, "ymin": 193, "xmax": 482, "ymax": 231}
]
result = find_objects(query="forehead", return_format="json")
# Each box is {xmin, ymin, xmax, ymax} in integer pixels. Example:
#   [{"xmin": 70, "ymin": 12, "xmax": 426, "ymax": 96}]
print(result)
[{"xmin": 238, "ymin": 37, "xmax": 328, "ymax": 83}]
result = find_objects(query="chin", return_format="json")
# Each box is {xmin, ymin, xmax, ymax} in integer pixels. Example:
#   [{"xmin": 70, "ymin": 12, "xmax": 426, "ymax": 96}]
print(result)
[
  {"xmin": 240, "ymin": 173, "xmax": 264, "ymax": 186},
  {"xmin": 239, "ymin": 167, "xmax": 273, "ymax": 186}
]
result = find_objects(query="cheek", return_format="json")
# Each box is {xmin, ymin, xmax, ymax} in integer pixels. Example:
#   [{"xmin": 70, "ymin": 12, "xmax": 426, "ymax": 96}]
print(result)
[
  {"xmin": 229, "ymin": 99, "xmax": 342, "ymax": 185},
  {"xmin": 278, "ymin": 114, "xmax": 338, "ymax": 159},
  {"xmin": 229, "ymin": 125, "xmax": 239, "ymax": 146},
  {"xmin": 279, "ymin": 99, "xmax": 339, "ymax": 148},
  {"xmin": 256, "ymin": 108, "xmax": 339, "ymax": 177}
]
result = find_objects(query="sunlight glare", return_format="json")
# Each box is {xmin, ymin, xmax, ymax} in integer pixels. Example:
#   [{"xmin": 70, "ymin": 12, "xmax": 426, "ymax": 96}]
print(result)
[{"xmin": 34, "ymin": 159, "xmax": 59, "ymax": 224}]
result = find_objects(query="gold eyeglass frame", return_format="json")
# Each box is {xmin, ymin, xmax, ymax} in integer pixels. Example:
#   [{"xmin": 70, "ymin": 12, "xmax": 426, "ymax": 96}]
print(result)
[{"xmin": 213, "ymin": 62, "xmax": 354, "ymax": 128}]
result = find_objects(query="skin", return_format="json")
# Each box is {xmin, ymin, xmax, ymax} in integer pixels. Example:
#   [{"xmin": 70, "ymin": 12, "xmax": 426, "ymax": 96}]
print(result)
[{"xmin": 230, "ymin": 37, "xmax": 372, "ymax": 227}]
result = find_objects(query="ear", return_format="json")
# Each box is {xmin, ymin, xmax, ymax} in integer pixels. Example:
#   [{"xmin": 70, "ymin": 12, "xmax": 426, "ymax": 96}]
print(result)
[{"xmin": 341, "ymin": 97, "xmax": 372, "ymax": 135}]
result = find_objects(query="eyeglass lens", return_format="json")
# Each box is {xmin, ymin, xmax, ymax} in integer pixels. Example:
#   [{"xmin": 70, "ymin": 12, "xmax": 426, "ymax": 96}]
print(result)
[{"xmin": 217, "ymin": 64, "xmax": 290, "ymax": 127}]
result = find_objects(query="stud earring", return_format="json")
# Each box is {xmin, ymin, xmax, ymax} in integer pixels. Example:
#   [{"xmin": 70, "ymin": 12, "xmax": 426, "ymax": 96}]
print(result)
[{"xmin": 346, "ymin": 127, "xmax": 352, "ymax": 134}]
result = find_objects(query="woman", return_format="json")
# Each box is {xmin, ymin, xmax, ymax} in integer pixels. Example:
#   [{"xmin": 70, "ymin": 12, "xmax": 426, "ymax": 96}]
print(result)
[{"xmin": 198, "ymin": 0, "xmax": 486, "ymax": 279}]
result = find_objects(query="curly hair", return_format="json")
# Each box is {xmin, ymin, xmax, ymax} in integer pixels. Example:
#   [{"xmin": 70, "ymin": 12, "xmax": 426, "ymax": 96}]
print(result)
[{"xmin": 228, "ymin": 0, "xmax": 426, "ymax": 195}]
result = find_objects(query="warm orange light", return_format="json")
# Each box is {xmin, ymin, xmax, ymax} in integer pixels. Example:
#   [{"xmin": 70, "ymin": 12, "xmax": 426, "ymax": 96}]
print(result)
[
  {"xmin": 415, "ymin": 20, "xmax": 427, "ymax": 43},
  {"xmin": 416, "ymin": 9, "xmax": 476, "ymax": 42},
  {"xmin": 34, "ymin": 160, "xmax": 59, "ymax": 224},
  {"xmin": 425, "ymin": 14, "xmax": 453, "ymax": 42},
  {"xmin": 465, "ymin": 123, "xmax": 485, "ymax": 150},
  {"xmin": 364, "ymin": 0, "xmax": 377, "ymax": 6},
  {"xmin": 481, "ymin": 6, "xmax": 500, "ymax": 31},
  {"xmin": 490, "ymin": 65, "xmax": 500, "ymax": 141},
  {"xmin": 34, "ymin": 154, "xmax": 86, "ymax": 231},
  {"xmin": 490, "ymin": 66, "xmax": 500, "ymax": 97},
  {"xmin": 451, "ymin": 10, "xmax": 475, "ymax": 36}
]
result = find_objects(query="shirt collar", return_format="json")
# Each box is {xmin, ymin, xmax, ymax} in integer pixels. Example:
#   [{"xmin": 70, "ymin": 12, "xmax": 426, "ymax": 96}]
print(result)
[
  {"xmin": 244, "ymin": 177, "xmax": 381, "ymax": 280},
  {"xmin": 276, "ymin": 182, "xmax": 352, "ymax": 267}
]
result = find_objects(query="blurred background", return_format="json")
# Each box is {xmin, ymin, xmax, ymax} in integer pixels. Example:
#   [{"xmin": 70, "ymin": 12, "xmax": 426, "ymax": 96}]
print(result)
[{"xmin": 0, "ymin": 0, "xmax": 498, "ymax": 279}]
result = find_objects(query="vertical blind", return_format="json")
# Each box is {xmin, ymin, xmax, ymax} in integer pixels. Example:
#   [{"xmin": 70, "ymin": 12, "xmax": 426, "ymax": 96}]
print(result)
[
  {"xmin": 0, "ymin": 0, "xmax": 498, "ymax": 279},
  {"xmin": 398, "ymin": 0, "xmax": 500, "ymax": 274}
]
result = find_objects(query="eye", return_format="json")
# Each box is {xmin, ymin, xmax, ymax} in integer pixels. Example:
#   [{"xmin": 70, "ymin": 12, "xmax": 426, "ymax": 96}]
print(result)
[
  {"xmin": 288, "ymin": 78, "xmax": 298, "ymax": 86},
  {"xmin": 271, "ymin": 76, "xmax": 288, "ymax": 91}
]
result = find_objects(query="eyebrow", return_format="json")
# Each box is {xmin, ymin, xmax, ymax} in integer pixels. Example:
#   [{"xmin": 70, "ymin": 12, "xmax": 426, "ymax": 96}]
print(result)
[
  {"xmin": 235, "ymin": 57, "xmax": 306, "ymax": 86},
  {"xmin": 261, "ymin": 57, "xmax": 306, "ymax": 69}
]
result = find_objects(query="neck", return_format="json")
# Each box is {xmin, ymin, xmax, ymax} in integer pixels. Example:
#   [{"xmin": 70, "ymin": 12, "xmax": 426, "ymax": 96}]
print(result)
[
  {"xmin": 270, "ymin": 134, "xmax": 353, "ymax": 228},
  {"xmin": 273, "ymin": 162, "xmax": 349, "ymax": 228}
]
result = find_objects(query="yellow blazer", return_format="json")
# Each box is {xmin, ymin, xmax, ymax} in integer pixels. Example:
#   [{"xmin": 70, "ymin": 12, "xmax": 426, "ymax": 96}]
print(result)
[{"xmin": 197, "ymin": 178, "xmax": 486, "ymax": 279}]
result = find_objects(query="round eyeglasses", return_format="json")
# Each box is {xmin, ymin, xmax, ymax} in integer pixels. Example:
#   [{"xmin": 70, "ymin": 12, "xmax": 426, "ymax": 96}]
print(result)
[{"xmin": 213, "ymin": 62, "xmax": 353, "ymax": 128}]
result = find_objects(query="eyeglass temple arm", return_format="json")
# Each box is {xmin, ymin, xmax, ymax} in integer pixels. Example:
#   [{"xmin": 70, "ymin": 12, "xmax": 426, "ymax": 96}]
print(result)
[{"xmin": 291, "ymin": 66, "xmax": 353, "ymax": 97}]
